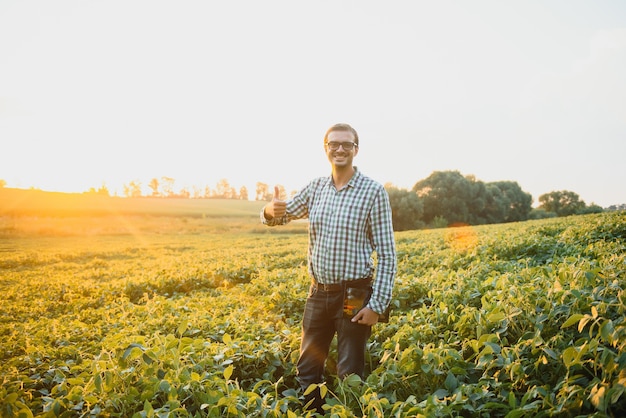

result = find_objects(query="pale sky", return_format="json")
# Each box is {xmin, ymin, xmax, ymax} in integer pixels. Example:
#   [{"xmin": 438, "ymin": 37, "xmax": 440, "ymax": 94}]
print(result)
[{"xmin": 1, "ymin": 1, "xmax": 625, "ymax": 207}]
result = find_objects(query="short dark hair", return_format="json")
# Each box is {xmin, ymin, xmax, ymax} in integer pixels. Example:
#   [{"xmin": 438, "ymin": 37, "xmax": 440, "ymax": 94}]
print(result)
[{"xmin": 324, "ymin": 123, "xmax": 359, "ymax": 146}]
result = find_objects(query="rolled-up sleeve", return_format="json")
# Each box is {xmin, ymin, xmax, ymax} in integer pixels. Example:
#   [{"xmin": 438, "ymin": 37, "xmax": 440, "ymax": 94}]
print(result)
[
  {"xmin": 260, "ymin": 209, "xmax": 289, "ymax": 226},
  {"xmin": 367, "ymin": 187, "xmax": 397, "ymax": 314}
]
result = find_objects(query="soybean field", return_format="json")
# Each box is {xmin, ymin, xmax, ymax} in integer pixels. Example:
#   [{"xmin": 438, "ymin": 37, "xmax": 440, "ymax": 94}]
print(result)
[{"xmin": 1, "ymin": 205, "xmax": 625, "ymax": 417}]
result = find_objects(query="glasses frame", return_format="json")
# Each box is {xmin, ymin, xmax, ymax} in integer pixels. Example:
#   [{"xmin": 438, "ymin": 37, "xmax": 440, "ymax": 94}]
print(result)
[{"xmin": 325, "ymin": 141, "xmax": 358, "ymax": 151}]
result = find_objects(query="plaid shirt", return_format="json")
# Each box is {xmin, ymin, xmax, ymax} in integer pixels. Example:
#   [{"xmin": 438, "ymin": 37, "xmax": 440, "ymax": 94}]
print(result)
[{"xmin": 262, "ymin": 168, "xmax": 397, "ymax": 314}]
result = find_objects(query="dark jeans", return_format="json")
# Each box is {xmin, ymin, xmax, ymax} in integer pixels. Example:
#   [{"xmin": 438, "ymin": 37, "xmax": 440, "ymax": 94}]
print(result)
[{"xmin": 296, "ymin": 283, "xmax": 372, "ymax": 393}]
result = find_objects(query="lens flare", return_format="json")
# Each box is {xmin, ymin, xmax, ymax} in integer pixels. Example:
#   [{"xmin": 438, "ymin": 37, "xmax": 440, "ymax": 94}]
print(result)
[{"xmin": 444, "ymin": 223, "xmax": 478, "ymax": 252}]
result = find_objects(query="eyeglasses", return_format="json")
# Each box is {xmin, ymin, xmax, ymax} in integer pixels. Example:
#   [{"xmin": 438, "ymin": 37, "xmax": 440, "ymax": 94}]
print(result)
[{"xmin": 326, "ymin": 141, "xmax": 358, "ymax": 151}]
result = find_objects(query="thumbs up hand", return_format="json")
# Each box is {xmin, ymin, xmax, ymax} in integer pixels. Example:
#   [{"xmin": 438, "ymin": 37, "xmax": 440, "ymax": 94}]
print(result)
[{"xmin": 264, "ymin": 186, "xmax": 287, "ymax": 220}]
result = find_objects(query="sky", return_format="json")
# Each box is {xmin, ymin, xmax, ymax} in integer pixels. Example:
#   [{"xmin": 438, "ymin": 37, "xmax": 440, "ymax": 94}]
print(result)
[{"xmin": 1, "ymin": 1, "xmax": 625, "ymax": 207}]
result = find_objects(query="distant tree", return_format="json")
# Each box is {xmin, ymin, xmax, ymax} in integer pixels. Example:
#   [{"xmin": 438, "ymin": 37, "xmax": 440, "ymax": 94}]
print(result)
[
  {"xmin": 204, "ymin": 186, "xmax": 212, "ymax": 198},
  {"xmin": 256, "ymin": 182, "xmax": 268, "ymax": 201},
  {"xmin": 239, "ymin": 186, "xmax": 249, "ymax": 201},
  {"xmin": 480, "ymin": 183, "xmax": 507, "ymax": 223},
  {"xmin": 577, "ymin": 203, "xmax": 604, "ymax": 214},
  {"xmin": 161, "ymin": 177, "xmax": 175, "ymax": 197},
  {"xmin": 606, "ymin": 204, "xmax": 626, "ymax": 211},
  {"xmin": 464, "ymin": 175, "xmax": 491, "ymax": 224},
  {"xmin": 97, "ymin": 184, "xmax": 110, "ymax": 196},
  {"xmin": 529, "ymin": 208, "xmax": 557, "ymax": 220},
  {"xmin": 538, "ymin": 190, "xmax": 586, "ymax": 217},
  {"xmin": 385, "ymin": 185, "xmax": 424, "ymax": 231},
  {"xmin": 412, "ymin": 171, "xmax": 533, "ymax": 226},
  {"xmin": 431, "ymin": 215, "xmax": 448, "ymax": 228},
  {"xmin": 123, "ymin": 181, "xmax": 142, "ymax": 198},
  {"xmin": 179, "ymin": 187, "xmax": 190, "ymax": 198},
  {"xmin": 413, "ymin": 170, "xmax": 474, "ymax": 225},
  {"xmin": 215, "ymin": 179, "xmax": 233, "ymax": 198},
  {"xmin": 149, "ymin": 178, "xmax": 160, "ymax": 197},
  {"xmin": 488, "ymin": 181, "xmax": 533, "ymax": 222},
  {"xmin": 0, "ymin": 179, "xmax": 6, "ymax": 188}
]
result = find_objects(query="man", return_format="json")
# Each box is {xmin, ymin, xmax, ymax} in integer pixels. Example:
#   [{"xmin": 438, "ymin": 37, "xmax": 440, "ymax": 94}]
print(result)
[{"xmin": 261, "ymin": 123, "xmax": 397, "ymax": 413}]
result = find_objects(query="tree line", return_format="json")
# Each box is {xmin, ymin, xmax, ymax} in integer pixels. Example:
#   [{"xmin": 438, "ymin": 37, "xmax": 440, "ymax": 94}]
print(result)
[
  {"xmin": 0, "ymin": 173, "xmax": 614, "ymax": 231},
  {"xmin": 386, "ymin": 170, "xmax": 605, "ymax": 230},
  {"xmin": 91, "ymin": 178, "xmax": 284, "ymax": 201},
  {"xmin": 118, "ymin": 171, "xmax": 605, "ymax": 230}
]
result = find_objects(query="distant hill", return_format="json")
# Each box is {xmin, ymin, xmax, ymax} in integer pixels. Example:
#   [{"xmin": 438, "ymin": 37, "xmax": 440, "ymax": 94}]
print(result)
[{"xmin": 0, "ymin": 188, "xmax": 266, "ymax": 218}]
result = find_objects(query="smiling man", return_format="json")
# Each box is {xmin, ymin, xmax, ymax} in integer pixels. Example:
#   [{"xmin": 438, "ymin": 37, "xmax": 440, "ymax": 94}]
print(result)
[{"xmin": 261, "ymin": 123, "xmax": 397, "ymax": 413}]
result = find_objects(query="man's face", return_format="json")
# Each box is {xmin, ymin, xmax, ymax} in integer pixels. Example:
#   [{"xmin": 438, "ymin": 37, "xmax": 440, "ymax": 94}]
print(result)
[{"xmin": 325, "ymin": 130, "xmax": 358, "ymax": 168}]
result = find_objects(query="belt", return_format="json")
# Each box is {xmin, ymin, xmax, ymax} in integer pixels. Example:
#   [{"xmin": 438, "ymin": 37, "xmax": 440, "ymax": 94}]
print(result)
[{"xmin": 312, "ymin": 277, "xmax": 372, "ymax": 292}]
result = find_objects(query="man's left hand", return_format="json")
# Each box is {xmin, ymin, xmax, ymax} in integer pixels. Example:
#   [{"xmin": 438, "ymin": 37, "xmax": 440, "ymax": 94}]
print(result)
[{"xmin": 351, "ymin": 307, "xmax": 379, "ymax": 326}]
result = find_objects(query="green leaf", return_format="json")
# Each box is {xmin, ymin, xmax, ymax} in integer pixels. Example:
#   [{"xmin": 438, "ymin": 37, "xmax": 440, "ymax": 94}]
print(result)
[
  {"xmin": 484, "ymin": 341, "xmax": 502, "ymax": 354},
  {"xmin": 176, "ymin": 320, "xmax": 188, "ymax": 337},
  {"xmin": 94, "ymin": 374, "xmax": 102, "ymax": 392},
  {"xmin": 104, "ymin": 371, "xmax": 114, "ymax": 391},
  {"xmin": 487, "ymin": 312, "xmax": 506, "ymax": 322},
  {"xmin": 344, "ymin": 374, "xmax": 362, "ymax": 387},
  {"xmin": 143, "ymin": 399, "xmax": 154, "ymax": 413},
  {"xmin": 609, "ymin": 385, "xmax": 625, "ymax": 404},
  {"xmin": 483, "ymin": 402, "xmax": 510, "ymax": 410},
  {"xmin": 562, "ymin": 347, "xmax": 578, "ymax": 368},
  {"xmin": 433, "ymin": 389, "xmax": 448, "ymax": 399},
  {"xmin": 5, "ymin": 393, "xmax": 19, "ymax": 403},
  {"xmin": 142, "ymin": 353, "xmax": 154, "ymax": 364},
  {"xmin": 542, "ymin": 347, "xmax": 558, "ymax": 360},
  {"xmin": 504, "ymin": 410, "xmax": 527, "ymax": 418},
  {"xmin": 122, "ymin": 343, "xmax": 146, "ymax": 360},
  {"xmin": 159, "ymin": 380, "xmax": 170, "ymax": 393},
  {"xmin": 444, "ymin": 372, "xmax": 458, "ymax": 391},
  {"xmin": 319, "ymin": 384, "xmax": 328, "ymax": 398},
  {"xmin": 561, "ymin": 314, "xmax": 583, "ymax": 329},
  {"xmin": 224, "ymin": 364, "xmax": 233, "ymax": 380},
  {"xmin": 66, "ymin": 377, "xmax": 84, "ymax": 385},
  {"xmin": 600, "ymin": 320, "xmax": 614, "ymax": 343},
  {"xmin": 303, "ymin": 384, "xmax": 318, "ymax": 396}
]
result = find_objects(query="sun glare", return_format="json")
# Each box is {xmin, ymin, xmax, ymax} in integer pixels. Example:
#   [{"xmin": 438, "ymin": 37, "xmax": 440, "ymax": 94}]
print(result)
[{"xmin": 445, "ymin": 223, "xmax": 479, "ymax": 252}]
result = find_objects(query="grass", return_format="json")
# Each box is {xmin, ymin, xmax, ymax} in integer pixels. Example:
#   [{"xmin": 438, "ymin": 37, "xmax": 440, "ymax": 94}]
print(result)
[{"xmin": 0, "ymin": 188, "xmax": 307, "ymax": 236}]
